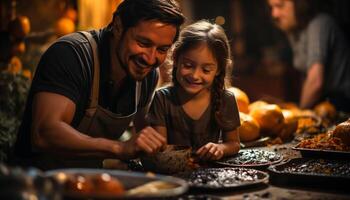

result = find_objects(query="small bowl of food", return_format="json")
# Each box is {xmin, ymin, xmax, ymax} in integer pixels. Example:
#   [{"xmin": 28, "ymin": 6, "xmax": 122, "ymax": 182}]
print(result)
[{"xmin": 140, "ymin": 145, "xmax": 197, "ymax": 174}]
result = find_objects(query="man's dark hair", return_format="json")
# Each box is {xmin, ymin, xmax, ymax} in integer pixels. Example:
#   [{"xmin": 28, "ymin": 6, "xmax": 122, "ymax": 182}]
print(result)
[
  {"xmin": 293, "ymin": 0, "xmax": 320, "ymax": 31},
  {"xmin": 108, "ymin": 0, "xmax": 185, "ymax": 41}
]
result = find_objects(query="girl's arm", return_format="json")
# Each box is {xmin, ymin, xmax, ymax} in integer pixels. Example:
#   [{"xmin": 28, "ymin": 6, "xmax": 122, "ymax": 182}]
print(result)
[
  {"xmin": 196, "ymin": 129, "xmax": 240, "ymax": 160},
  {"xmin": 221, "ymin": 129, "xmax": 240, "ymax": 156}
]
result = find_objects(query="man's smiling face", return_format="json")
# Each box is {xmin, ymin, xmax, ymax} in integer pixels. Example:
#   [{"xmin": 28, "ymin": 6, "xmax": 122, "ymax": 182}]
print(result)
[{"xmin": 116, "ymin": 20, "xmax": 177, "ymax": 81}]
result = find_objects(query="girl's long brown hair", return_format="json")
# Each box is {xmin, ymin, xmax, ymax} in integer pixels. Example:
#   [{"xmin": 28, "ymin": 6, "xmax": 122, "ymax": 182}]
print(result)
[{"xmin": 171, "ymin": 20, "xmax": 233, "ymax": 129}]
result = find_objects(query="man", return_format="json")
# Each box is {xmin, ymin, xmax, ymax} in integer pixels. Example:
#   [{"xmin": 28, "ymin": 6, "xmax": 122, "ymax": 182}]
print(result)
[
  {"xmin": 13, "ymin": 0, "xmax": 185, "ymax": 169},
  {"xmin": 267, "ymin": 0, "xmax": 350, "ymax": 112}
]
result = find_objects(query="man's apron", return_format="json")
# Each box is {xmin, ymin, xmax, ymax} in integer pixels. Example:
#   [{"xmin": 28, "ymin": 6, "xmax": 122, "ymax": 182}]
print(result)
[{"xmin": 37, "ymin": 31, "xmax": 141, "ymax": 169}]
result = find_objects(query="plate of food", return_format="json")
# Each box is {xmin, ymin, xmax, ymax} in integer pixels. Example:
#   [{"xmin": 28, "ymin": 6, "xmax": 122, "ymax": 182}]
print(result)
[
  {"xmin": 293, "ymin": 118, "xmax": 350, "ymax": 159},
  {"xmin": 46, "ymin": 168, "xmax": 188, "ymax": 199},
  {"xmin": 215, "ymin": 149, "xmax": 283, "ymax": 168},
  {"xmin": 268, "ymin": 158, "xmax": 350, "ymax": 189},
  {"xmin": 187, "ymin": 167, "xmax": 268, "ymax": 189}
]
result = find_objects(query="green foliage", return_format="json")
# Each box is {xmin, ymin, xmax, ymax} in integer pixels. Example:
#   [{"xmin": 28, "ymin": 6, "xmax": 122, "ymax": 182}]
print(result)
[{"xmin": 0, "ymin": 71, "xmax": 30, "ymax": 161}]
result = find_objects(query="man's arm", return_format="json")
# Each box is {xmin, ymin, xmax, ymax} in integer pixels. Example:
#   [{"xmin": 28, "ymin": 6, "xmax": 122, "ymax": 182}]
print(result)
[
  {"xmin": 300, "ymin": 62, "xmax": 324, "ymax": 109},
  {"xmin": 32, "ymin": 91, "xmax": 165, "ymax": 159},
  {"xmin": 31, "ymin": 92, "xmax": 124, "ymax": 158}
]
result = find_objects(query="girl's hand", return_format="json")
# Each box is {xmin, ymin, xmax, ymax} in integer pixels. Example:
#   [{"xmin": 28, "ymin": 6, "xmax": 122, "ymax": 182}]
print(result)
[{"xmin": 196, "ymin": 142, "xmax": 224, "ymax": 161}]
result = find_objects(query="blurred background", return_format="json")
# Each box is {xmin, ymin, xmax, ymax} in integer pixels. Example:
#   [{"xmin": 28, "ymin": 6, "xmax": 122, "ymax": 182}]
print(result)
[{"xmin": 0, "ymin": 0, "xmax": 349, "ymax": 160}]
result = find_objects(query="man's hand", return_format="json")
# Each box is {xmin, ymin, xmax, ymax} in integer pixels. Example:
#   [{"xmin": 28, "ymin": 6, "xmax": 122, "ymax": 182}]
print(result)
[
  {"xmin": 124, "ymin": 126, "xmax": 166, "ymax": 158},
  {"xmin": 196, "ymin": 142, "xmax": 225, "ymax": 161}
]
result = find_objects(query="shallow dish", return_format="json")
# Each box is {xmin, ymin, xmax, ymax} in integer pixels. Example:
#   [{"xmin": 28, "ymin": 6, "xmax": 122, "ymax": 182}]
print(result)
[
  {"xmin": 187, "ymin": 167, "xmax": 269, "ymax": 189},
  {"xmin": 292, "ymin": 146, "xmax": 350, "ymax": 159},
  {"xmin": 268, "ymin": 158, "xmax": 350, "ymax": 189},
  {"xmin": 216, "ymin": 149, "xmax": 283, "ymax": 168},
  {"xmin": 46, "ymin": 168, "xmax": 188, "ymax": 199}
]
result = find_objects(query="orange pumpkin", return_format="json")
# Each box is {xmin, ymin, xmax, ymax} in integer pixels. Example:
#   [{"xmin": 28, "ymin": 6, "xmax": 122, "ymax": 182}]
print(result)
[
  {"xmin": 249, "ymin": 104, "xmax": 285, "ymax": 137},
  {"xmin": 279, "ymin": 109, "xmax": 298, "ymax": 141},
  {"xmin": 248, "ymin": 100, "xmax": 268, "ymax": 113},
  {"xmin": 227, "ymin": 87, "xmax": 250, "ymax": 113},
  {"xmin": 238, "ymin": 112, "xmax": 260, "ymax": 142}
]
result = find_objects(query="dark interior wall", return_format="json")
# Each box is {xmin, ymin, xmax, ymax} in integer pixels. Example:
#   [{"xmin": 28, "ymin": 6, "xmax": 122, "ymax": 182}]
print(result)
[
  {"xmin": 186, "ymin": 0, "xmax": 350, "ymax": 103},
  {"xmin": 190, "ymin": 0, "xmax": 233, "ymax": 38}
]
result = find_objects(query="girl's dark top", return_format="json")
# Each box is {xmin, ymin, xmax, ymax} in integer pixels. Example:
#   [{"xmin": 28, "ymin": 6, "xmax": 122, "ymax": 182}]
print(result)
[
  {"xmin": 14, "ymin": 28, "xmax": 158, "ymax": 158},
  {"xmin": 147, "ymin": 86, "xmax": 240, "ymax": 149}
]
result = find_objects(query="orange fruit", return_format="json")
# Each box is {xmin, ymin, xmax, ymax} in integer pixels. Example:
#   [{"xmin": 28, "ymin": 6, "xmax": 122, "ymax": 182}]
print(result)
[
  {"xmin": 249, "ymin": 104, "xmax": 285, "ymax": 137},
  {"xmin": 11, "ymin": 41, "xmax": 26, "ymax": 55},
  {"xmin": 7, "ymin": 56, "xmax": 22, "ymax": 74},
  {"xmin": 227, "ymin": 87, "xmax": 250, "ymax": 113},
  {"xmin": 238, "ymin": 112, "xmax": 260, "ymax": 142},
  {"xmin": 314, "ymin": 101, "xmax": 336, "ymax": 120},
  {"xmin": 278, "ymin": 102, "xmax": 301, "ymax": 115},
  {"xmin": 64, "ymin": 8, "xmax": 78, "ymax": 22},
  {"xmin": 8, "ymin": 16, "xmax": 31, "ymax": 39},
  {"xmin": 22, "ymin": 69, "xmax": 32, "ymax": 79},
  {"xmin": 279, "ymin": 109, "xmax": 298, "ymax": 141},
  {"xmin": 55, "ymin": 17, "xmax": 75, "ymax": 37},
  {"xmin": 248, "ymin": 100, "xmax": 268, "ymax": 113}
]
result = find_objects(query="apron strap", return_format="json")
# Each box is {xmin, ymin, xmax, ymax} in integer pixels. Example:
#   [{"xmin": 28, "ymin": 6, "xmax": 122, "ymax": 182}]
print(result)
[
  {"xmin": 135, "ymin": 81, "xmax": 142, "ymax": 110},
  {"xmin": 80, "ymin": 31, "xmax": 100, "ymax": 108},
  {"xmin": 80, "ymin": 31, "xmax": 142, "ymax": 111}
]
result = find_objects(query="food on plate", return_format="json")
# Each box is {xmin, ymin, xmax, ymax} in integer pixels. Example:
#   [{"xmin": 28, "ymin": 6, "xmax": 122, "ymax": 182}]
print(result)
[
  {"xmin": 333, "ymin": 119, "xmax": 350, "ymax": 145},
  {"xmin": 126, "ymin": 180, "xmax": 178, "ymax": 196},
  {"xmin": 297, "ymin": 132, "xmax": 350, "ymax": 151},
  {"xmin": 238, "ymin": 112, "xmax": 260, "ymax": 142},
  {"xmin": 278, "ymin": 159, "xmax": 350, "ymax": 177},
  {"xmin": 217, "ymin": 149, "xmax": 282, "ymax": 166},
  {"xmin": 64, "ymin": 173, "xmax": 125, "ymax": 196},
  {"xmin": 141, "ymin": 145, "xmax": 197, "ymax": 174},
  {"xmin": 188, "ymin": 167, "xmax": 268, "ymax": 188}
]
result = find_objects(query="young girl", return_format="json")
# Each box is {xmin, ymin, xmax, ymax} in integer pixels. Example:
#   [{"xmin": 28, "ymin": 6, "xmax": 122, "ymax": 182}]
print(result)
[{"xmin": 147, "ymin": 20, "xmax": 240, "ymax": 161}]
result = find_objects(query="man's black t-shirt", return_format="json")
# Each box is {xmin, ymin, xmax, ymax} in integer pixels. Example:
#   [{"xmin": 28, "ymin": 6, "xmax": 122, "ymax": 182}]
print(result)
[{"xmin": 14, "ymin": 28, "xmax": 158, "ymax": 157}]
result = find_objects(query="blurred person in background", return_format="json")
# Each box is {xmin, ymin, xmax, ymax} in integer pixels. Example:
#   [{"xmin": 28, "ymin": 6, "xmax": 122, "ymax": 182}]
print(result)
[
  {"xmin": 267, "ymin": 0, "xmax": 350, "ymax": 112},
  {"xmin": 12, "ymin": 0, "xmax": 184, "ymax": 169}
]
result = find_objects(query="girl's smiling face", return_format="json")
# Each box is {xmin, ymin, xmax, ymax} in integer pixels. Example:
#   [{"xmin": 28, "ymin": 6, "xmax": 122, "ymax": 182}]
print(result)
[{"xmin": 176, "ymin": 42, "xmax": 219, "ymax": 96}]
